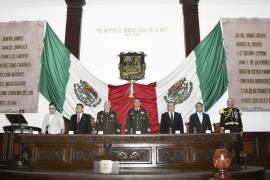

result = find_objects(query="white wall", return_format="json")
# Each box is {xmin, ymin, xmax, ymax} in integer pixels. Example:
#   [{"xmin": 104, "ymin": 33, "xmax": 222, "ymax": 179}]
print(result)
[{"xmin": 0, "ymin": 0, "xmax": 270, "ymax": 132}]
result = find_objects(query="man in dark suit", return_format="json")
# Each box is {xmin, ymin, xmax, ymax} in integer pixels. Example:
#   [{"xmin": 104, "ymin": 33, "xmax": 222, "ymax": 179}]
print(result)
[
  {"xmin": 189, "ymin": 102, "xmax": 212, "ymax": 133},
  {"xmin": 160, "ymin": 102, "xmax": 184, "ymax": 134},
  {"xmin": 69, "ymin": 103, "xmax": 93, "ymax": 134}
]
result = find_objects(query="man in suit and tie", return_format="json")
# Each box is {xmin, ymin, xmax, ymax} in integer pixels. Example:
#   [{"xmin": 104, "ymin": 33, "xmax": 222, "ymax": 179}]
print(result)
[
  {"xmin": 69, "ymin": 103, "xmax": 93, "ymax": 134},
  {"xmin": 160, "ymin": 102, "xmax": 184, "ymax": 134},
  {"xmin": 42, "ymin": 102, "xmax": 65, "ymax": 134},
  {"xmin": 189, "ymin": 102, "xmax": 212, "ymax": 133}
]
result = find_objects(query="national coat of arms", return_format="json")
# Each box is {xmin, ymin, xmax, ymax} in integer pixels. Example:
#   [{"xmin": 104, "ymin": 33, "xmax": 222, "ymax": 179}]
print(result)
[
  {"xmin": 118, "ymin": 52, "xmax": 146, "ymax": 81},
  {"xmin": 74, "ymin": 80, "xmax": 101, "ymax": 107},
  {"xmin": 118, "ymin": 52, "xmax": 147, "ymax": 97},
  {"xmin": 164, "ymin": 78, "xmax": 193, "ymax": 104}
]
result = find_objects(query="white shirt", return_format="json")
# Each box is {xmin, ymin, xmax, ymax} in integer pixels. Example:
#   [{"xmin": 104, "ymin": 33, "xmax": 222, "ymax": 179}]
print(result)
[
  {"xmin": 168, "ymin": 111, "xmax": 174, "ymax": 120},
  {"xmin": 197, "ymin": 112, "xmax": 203, "ymax": 124},
  {"xmin": 42, "ymin": 112, "xmax": 65, "ymax": 134},
  {"xmin": 49, "ymin": 114, "xmax": 55, "ymax": 124},
  {"xmin": 77, "ymin": 113, "xmax": 83, "ymax": 120}
]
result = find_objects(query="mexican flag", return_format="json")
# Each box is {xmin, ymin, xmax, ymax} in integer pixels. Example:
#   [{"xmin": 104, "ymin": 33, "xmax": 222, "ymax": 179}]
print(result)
[
  {"xmin": 39, "ymin": 24, "xmax": 108, "ymax": 119},
  {"xmin": 156, "ymin": 22, "xmax": 228, "ymax": 128},
  {"xmin": 39, "ymin": 22, "xmax": 227, "ymax": 133}
]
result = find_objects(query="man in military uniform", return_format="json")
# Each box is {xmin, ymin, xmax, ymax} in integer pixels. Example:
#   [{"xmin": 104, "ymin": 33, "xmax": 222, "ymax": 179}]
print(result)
[
  {"xmin": 96, "ymin": 100, "xmax": 121, "ymax": 134},
  {"xmin": 220, "ymin": 97, "xmax": 243, "ymax": 164},
  {"xmin": 125, "ymin": 98, "xmax": 151, "ymax": 134}
]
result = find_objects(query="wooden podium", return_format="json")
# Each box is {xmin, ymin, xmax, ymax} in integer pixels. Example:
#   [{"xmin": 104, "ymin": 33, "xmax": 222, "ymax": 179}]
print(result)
[
  {"xmin": 9, "ymin": 133, "xmax": 237, "ymax": 171},
  {"xmin": 0, "ymin": 133, "xmax": 267, "ymax": 180}
]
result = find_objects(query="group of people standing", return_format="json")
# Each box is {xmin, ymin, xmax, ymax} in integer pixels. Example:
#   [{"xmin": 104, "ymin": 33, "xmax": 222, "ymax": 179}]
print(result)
[
  {"xmin": 41, "ymin": 97, "xmax": 243, "ymax": 136},
  {"xmin": 41, "ymin": 97, "xmax": 243, "ymax": 164}
]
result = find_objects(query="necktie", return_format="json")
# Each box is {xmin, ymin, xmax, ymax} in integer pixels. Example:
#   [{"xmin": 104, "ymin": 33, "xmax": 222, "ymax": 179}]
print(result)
[
  {"xmin": 198, "ymin": 113, "xmax": 202, "ymax": 124},
  {"xmin": 170, "ymin": 112, "xmax": 173, "ymax": 124},
  {"xmin": 77, "ymin": 114, "xmax": 80, "ymax": 124}
]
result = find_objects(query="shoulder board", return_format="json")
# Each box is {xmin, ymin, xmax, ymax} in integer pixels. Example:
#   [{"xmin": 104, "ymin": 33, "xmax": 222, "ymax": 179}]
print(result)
[
  {"xmin": 239, "ymin": 109, "xmax": 243, "ymax": 114},
  {"xmin": 219, "ymin": 109, "xmax": 224, "ymax": 114}
]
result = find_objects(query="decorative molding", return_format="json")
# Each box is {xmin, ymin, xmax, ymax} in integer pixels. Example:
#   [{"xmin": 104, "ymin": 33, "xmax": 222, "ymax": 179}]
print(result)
[
  {"xmin": 109, "ymin": 148, "xmax": 151, "ymax": 163},
  {"xmin": 192, "ymin": 148, "xmax": 215, "ymax": 162},
  {"xmin": 72, "ymin": 148, "xmax": 99, "ymax": 162},
  {"xmin": 157, "ymin": 148, "xmax": 186, "ymax": 163},
  {"xmin": 19, "ymin": 134, "xmax": 237, "ymax": 144},
  {"xmin": 38, "ymin": 149, "xmax": 65, "ymax": 161}
]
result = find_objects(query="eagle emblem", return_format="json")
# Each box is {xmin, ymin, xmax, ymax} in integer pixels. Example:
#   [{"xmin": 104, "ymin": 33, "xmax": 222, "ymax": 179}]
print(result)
[
  {"xmin": 74, "ymin": 80, "xmax": 101, "ymax": 107},
  {"xmin": 164, "ymin": 78, "xmax": 193, "ymax": 104}
]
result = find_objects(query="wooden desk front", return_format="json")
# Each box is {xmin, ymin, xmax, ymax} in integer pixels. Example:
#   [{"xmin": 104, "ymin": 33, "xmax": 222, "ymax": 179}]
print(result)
[{"xmin": 14, "ymin": 133, "xmax": 237, "ymax": 171}]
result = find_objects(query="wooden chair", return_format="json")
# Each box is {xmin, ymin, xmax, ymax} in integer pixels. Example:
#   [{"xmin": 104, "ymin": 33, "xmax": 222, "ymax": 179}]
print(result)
[
  {"xmin": 63, "ymin": 116, "xmax": 70, "ymax": 134},
  {"xmin": 185, "ymin": 122, "xmax": 191, "ymax": 133},
  {"xmin": 213, "ymin": 123, "xmax": 221, "ymax": 133}
]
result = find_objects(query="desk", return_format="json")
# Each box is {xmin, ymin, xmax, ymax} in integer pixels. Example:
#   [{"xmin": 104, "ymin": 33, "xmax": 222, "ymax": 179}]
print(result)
[{"xmin": 13, "ymin": 133, "xmax": 237, "ymax": 171}]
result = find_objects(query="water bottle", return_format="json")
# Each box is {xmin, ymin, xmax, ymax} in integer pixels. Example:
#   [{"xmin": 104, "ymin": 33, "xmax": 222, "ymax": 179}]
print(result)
[
  {"xmin": 92, "ymin": 128, "xmax": 96, "ymax": 135},
  {"xmin": 193, "ymin": 127, "xmax": 197, "ymax": 134},
  {"xmin": 46, "ymin": 125, "xmax": 49, "ymax": 134},
  {"xmin": 130, "ymin": 128, "xmax": 133, "ymax": 134},
  {"xmin": 169, "ymin": 127, "xmax": 173, "ymax": 134}
]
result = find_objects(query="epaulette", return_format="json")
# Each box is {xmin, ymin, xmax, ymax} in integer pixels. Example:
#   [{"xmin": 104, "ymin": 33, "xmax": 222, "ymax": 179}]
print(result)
[
  {"xmin": 219, "ymin": 108, "xmax": 225, "ymax": 114},
  {"xmin": 239, "ymin": 109, "xmax": 243, "ymax": 115}
]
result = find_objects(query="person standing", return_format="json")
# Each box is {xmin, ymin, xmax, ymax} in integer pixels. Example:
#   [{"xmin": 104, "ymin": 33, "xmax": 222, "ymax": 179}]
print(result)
[
  {"xmin": 96, "ymin": 100, "xmax": 121, "ymax": 134},
  {"xmin": 220, "ymin": 97, "xmax": 243, "ymax": 165},
  {"xmin": 220, "ymin": 98, "xmax": 243, "ymax": 133},
  {"xmin": 69, "ymin": 103, "xmax": 93, "ymax": 134},
  {"xmin": 160, "ymin": 102, "xmax": 184, "ymax": 134},
  {"xmin": 42, "ymin": 102, "xmax": 65, "ymax": 134},
  {"xmin": 189, "ymin": 102, "xmax": 212, "ymax": 133},
  {"xmin": 125, "ymin": 98, "xmax": 151, "ymax": 134}
]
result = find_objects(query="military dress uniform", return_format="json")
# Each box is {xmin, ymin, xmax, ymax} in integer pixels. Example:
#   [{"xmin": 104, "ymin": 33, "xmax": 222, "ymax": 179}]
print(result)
[
  {"xmin": 220, "ymin": 107, "xmax": 243, "ymax": 164},
  {"xmin": 96, "ymin": 111, "xmax": 121, "ymax": 134},
  {"xmin": 220, "ymin": 107, "xmax": 243, "ymax": 133},
  {"xmin": 126, "ymin": 108, "xmax": 151, "ymax": 134}
]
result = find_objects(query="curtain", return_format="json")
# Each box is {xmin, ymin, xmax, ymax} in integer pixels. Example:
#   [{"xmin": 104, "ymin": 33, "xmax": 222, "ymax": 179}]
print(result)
[{"xmin": 108, "ymin": 82, "xmax": 159, "ymax": 134}]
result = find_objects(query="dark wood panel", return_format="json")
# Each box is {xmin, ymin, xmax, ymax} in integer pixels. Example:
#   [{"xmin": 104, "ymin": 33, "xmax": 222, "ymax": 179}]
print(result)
[
  {"xmin": 2, "ymin": 132, "xmax": 270, "ymax": 171},
  {"xmin": 156, "ymin": 147, "xmax": 186, "ymax": 164},
  {"xmin": 109, "ymin": 147, "xmax": 152, "ymax": 163},
  {"xmin": 242, "ymin": 132, "xmax": 270, "ymax": 168},
  {"xmin": 1, "ymin": 133, "xmax": 237, "ymax": 171},
  {"xmin": 71, "ymin": 147, "xmax": 99, "ymax": 162}
]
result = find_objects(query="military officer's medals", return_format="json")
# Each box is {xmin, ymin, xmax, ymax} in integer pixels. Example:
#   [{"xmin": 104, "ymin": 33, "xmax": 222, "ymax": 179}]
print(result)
[{"xmin": 234, "ymin": 111, "xmax": 239, "ymax": 120}]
